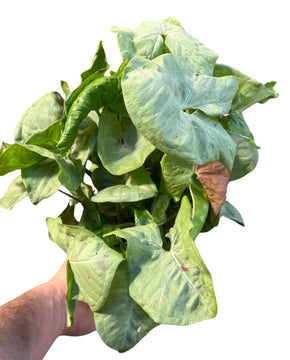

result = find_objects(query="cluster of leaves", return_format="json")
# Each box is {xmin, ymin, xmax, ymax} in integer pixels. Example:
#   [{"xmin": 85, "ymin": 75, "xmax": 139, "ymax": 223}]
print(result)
[{"xmin": 0, "ymin": 17, "xmax": 277, "ymax": 352}]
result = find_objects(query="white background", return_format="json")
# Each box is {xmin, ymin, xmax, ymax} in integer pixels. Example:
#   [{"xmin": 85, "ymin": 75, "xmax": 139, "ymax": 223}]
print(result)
[{"xmin": 0, "ymin": 0, "xmax": 289, "ymax": 359}]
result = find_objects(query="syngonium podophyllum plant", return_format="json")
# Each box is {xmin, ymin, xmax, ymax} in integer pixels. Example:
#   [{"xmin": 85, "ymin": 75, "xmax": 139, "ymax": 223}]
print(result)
[{"xmin": 0, "ymin": 17, "xmax": 277, "ymax": 352}]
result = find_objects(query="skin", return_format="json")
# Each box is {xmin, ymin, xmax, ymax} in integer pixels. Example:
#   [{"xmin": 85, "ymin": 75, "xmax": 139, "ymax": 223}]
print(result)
[{"xmin": 0, "ymin": 260, "xmax": 95, "ymax": 360}]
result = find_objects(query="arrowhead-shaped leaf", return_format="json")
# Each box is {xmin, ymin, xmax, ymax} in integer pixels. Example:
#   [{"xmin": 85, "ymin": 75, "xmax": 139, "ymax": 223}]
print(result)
[
  {"xmin": 94, "ymin": 261, "xmax": 158, "ymax": 352},
  {"xmin": 112, "ymin": 17, "xmax": 218, "ymax": 75},
  {"xmin": 112, "ymin": 196, "xmax": 217, "ymax": 325},
  {"xmin": 80, "ymin": 41, "xmax": 109, "ymax": 82},
  {"xmin": 214, "ymin": 64, "xmax": 278, "ymax": 112},
  {"xmin": 122, "ymin": 54, "xmax": 237, "ymax": 170},
  {"xmin": 47, "ymin": 219, "xmax": 124, "ymax": 311}
]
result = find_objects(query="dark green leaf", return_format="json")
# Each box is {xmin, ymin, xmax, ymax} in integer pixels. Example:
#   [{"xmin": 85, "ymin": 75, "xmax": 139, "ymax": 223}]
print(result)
[
  {"xmin": 66, "ymin": 260, "xmax": 77, "ymax": 327},
  {"xmin": 59, "ymin": 203, "xmax": 78, "ymax": 226},
  {"xmin": 91, "ymin": 164, "xmax": 124, "ymax": 191},
  {"xmin": 0, "ymin": 143, "xmax": 44, "ymax": 176},
  {"xmin": 58, "ymin": 76, "xmax": 126, "ymax": 154},
  {"xmin": 189, "ymin": 177, "xmax": 209, "ymax": 240},
  {"xmin": 80, "ymin": 41, "xmax": 109, "ymax": 82}
]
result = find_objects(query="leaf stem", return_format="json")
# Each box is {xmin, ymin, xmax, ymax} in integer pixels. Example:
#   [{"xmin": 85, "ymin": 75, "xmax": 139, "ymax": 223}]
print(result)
[
  {"xmin": 58, "ymin": 189, "xmax": 80, "ymax": 202},
  {"xmin": 85, "ymin": 168, "xmax": 92, "ymax": 177}
]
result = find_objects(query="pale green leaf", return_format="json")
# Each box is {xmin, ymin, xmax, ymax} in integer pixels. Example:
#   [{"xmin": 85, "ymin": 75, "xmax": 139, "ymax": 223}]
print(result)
[
  {"xmin": 70, "ymin": 114, "xmax": 98, "ymax": 172},
  {"xmin": 189, "ymin": 177, "xmax": 209, "ymax": 240},
  {"xmin": 112, "ymin": 196, "xmax": 217, "ymax": 325},
  {"xmin": 161, "ymin": 154, "xmax": 195, "ymax": 201},
  {"xmin": 0, "ymin": 175, "xmax": 27, "ymax": 210},
  {"xmin": 214, "ymin": 64, "xmax": 278, "ymax": 112},
  {"xmin": 61, "ymin": 80, "xmax": 71, "ymax": 98},
  {"xmin": 230, "ymin": 135, "xmax": 259, "ymax": 181},
  {"xmin": 92, "ymin": 167, "xmax": 158, "ymax": 203},
  {"xmin": 18, "ymin": 144, "xmax": 81, "ymax": 192},
  {"xmin": 14, "ymin": 92, "xmax": 64, "ymax": 143},
  {"xmin": 97, "ymin": 108, "xmax": 155, "ymax": 175},
  {"xmin": 21, "ymin": 159, "xmax": 60, "ymax": 204},
  {"xmin": 94, "ymin": 261, "xmax": 158, "ymax": 353},
  {"xmin": 225, "ymin": 111, "xmax": 259, "ymax": 148},
  {"xmin": 220, "ymin": 201, "xmax": 244, "ymax": 226},
  {"xmin": 25, "ymin": 120, "xmax": 62, "ymax": 150},
  {"xmin": 0, "ymin": 142, "xmax": 10, "ymax": 155},
  {"xmin": 112, "ymin": 17, "xmax": 218, "ymax": 75},
  {"xmin": 122, "ymin": 54, "xmax": 237, "ymax": 170},
  {"xmin": 151, "ymin": 193, "xmax": 171, "ymax": 225},
  {"xmin": 46, "ymin": 219, "xmax": 124, "ymax": 311}
]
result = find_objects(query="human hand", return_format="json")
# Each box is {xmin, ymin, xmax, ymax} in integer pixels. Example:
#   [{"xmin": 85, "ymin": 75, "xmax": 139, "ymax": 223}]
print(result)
[{"xmin": 50, "ymin": 260, "xmax": 96, "ymax": 337}]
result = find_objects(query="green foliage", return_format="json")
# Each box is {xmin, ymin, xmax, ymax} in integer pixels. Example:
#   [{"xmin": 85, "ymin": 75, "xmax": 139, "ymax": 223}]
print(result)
[{"xmin": 0, "ymin": 17, "xmax": 277, "ymax": 352}]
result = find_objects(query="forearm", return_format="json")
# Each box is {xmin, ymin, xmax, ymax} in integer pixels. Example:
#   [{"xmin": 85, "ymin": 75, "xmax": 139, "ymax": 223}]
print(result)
[{"xmin": 0, "ymin": 280, "xmax": 67, "ymax": 360}]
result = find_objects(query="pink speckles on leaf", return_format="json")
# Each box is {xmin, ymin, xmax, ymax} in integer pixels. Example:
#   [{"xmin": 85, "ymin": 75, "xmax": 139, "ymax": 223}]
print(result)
[
  {"xmin": 180, "ymin": 266, "xmax": 189, "ymax": 272},
  {"xmin": 103, "ymin": 254, "xmax": 110, "ymax": 258}
]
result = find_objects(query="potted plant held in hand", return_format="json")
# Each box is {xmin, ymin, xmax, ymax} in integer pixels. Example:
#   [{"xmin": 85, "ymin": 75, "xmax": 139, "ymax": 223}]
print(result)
[{"xmin": 0, "ymin": 17, "xmax": 278, "ymax": 352}]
